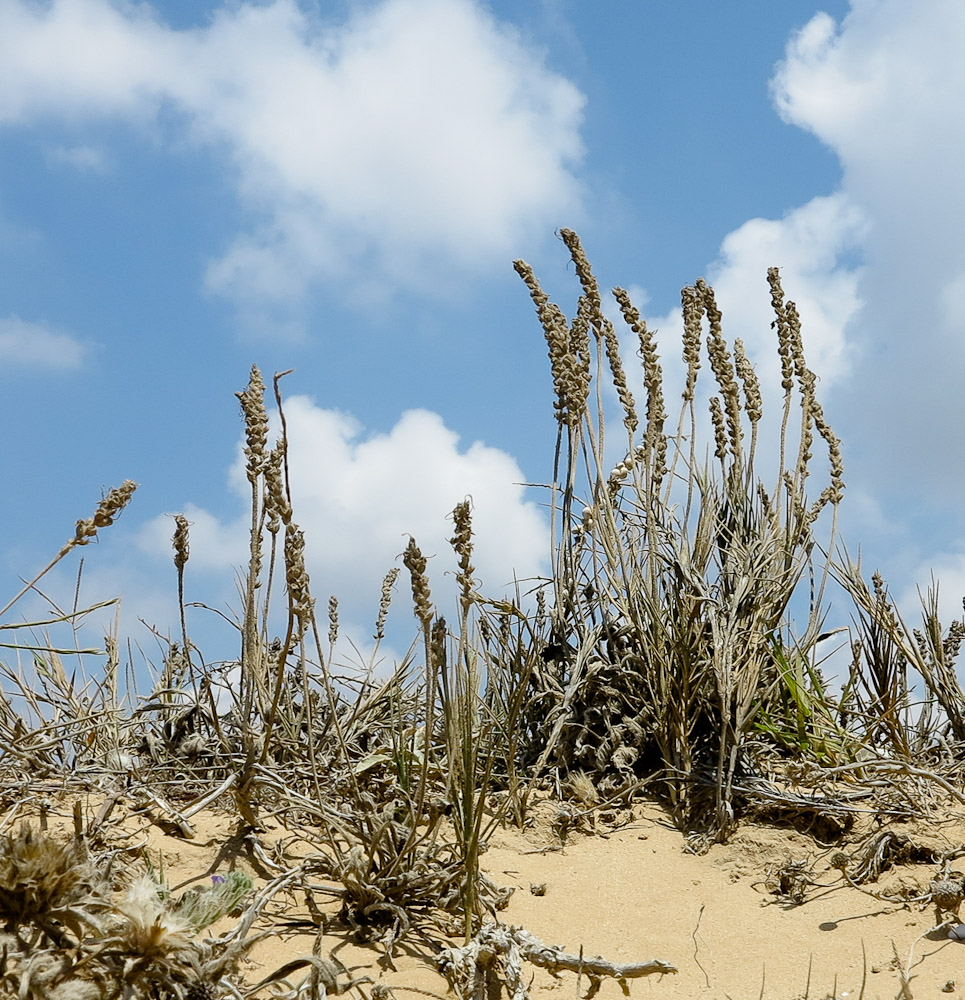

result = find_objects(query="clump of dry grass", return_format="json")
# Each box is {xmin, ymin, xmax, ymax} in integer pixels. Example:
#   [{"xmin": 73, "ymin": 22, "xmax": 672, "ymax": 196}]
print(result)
[
  {"xmin": 834, "ymin": 559, "xmax": 965, "ymax": 758},
  {"xmin": 0, "ymin": 481, "xmax": 139, "ymax": 783},
  {"xmin": 513, "ymin": 230, "xmax": 846, "ymax": 839}
]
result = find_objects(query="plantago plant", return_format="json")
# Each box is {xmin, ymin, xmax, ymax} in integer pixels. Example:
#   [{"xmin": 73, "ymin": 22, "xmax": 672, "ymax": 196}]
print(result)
[{"xmin": 514, "ymin": 231, "xmax": 845, "ymax": 839}]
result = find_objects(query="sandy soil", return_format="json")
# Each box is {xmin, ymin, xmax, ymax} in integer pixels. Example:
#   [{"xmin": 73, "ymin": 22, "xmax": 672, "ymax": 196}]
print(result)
[{"xmin": 17, "ymin": 790, "xmax": 965, "ymax": 1000}]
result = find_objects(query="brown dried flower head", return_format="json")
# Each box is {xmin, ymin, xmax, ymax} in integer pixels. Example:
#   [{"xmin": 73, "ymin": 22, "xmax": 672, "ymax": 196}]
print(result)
[
  {"xmin": 73, "ymin": 480, "xmax": 138, "ymax": 546},
  {"xmin": 403, "ymin": 536, "xmax": 433, "ymax": 627},
  {"xmin": 236, "ymin": 364, "xmax": 269, "ymax": 485},
  {"xmin": 172, "ymin": 514, "xmax": 190, "ymax": 571}
]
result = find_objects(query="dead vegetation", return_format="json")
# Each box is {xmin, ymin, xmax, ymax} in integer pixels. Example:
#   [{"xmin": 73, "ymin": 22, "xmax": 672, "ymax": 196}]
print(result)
[{"xmin": 3, "ymin": 232, "xmax": 965, "ymax": 998}]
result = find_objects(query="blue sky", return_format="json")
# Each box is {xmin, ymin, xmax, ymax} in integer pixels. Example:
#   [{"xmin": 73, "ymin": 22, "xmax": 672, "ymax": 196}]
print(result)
[{"xmin": 1, "ymin": 0, "xmax": 960, "ymax": 671}]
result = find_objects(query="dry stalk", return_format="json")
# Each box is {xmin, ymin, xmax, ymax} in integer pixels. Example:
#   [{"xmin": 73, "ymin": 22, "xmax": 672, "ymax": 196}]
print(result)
[{"xmin": 0, "ymin": 481, "xmax": 137, "ymax": 620}]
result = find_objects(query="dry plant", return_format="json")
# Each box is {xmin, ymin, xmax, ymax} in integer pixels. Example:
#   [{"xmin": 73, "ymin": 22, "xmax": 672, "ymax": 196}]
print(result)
[
  {"xmin": 0, "ymin": 825, "xmax": 271, "ymax": 1000},
  {"xmin": 149, "ymin": 370, "xmax": 520, "ymax": 952},
  {"xmin": 439, "ymin": 922, "xmax": 676, "ymax": 1000},
  {"xmin": 835, "ymin": 558, "xmax": 965, "ymax": 756},
  {"xmin": 0, "ymin": 483, "xmax": 137, "ymax": 782},
  {"xmin": 513, "ymin": 230, "xmax": 845, "ymax": 839}
]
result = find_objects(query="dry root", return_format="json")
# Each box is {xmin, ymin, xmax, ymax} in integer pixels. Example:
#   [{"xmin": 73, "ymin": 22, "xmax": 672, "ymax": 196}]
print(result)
[{"xmin": 439, "ymin": 923, "xmax": 676, "ymax": 1000}]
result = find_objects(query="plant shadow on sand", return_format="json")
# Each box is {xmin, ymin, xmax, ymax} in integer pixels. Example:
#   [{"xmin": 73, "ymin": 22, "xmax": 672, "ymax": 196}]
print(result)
[{"xmin": 5, "ymin": 232, "xmax": 965, "ymax": 999}]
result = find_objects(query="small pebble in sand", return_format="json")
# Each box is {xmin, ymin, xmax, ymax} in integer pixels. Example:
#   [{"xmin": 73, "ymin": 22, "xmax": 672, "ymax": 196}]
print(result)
[{"xmin": 530, "ymin": 883, "xmax": 547, "ymax": 896}]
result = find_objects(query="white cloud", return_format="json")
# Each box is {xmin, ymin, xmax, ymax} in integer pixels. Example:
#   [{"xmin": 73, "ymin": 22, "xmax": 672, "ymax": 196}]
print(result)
[
  {"xmin": 634, "ymin": 193, "xmax": 866, "ymax": 442},
  {"xmin": 139, "ymin": 397, "xmax": 549, "ymax": 641},
  {"xmin": 0, "ymin": 0, "xmax": 175, "ymax": 121},
  {"xmin": 0, "ymin": 0, "xmax": 585, "ymax": 315},
  {"xmin": 0, "ymin": 316, "xmax": 87, "ymax": 369},
  {"xmin": 766, "ymin": 1, "xmax": 965, "ymax": 501},
  {"xmin": 772, "ymin": 2, "xmax": 965, "ymax": 173},
  {"xmin": 705, "ymin": 194, "xmax": 867, "ymax": 390},
  {"xmin": 749, "ymin": 0, "xmax": 965, "ymax": 618},
  {"xmin": 46, "ymin": 144, "xmax": 108, "ymax": 172}
]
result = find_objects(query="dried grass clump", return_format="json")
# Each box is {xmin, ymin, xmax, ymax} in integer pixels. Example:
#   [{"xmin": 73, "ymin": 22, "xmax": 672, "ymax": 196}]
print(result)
[{"xmin": 513, "ymin": 231, "xmax": 846, "ymax": 839}]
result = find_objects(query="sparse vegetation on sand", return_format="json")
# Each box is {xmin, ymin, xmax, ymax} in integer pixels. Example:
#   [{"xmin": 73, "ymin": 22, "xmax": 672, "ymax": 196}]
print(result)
[{"xmin": 4, "ymin": 232, "xmax": 965, "ymax": 999}]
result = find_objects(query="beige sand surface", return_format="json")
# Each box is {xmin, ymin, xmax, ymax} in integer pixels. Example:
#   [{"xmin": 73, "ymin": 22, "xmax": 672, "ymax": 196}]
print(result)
[{"xmin": 22, "ymin": 792, "xmax": 965, "ymax": 1000}]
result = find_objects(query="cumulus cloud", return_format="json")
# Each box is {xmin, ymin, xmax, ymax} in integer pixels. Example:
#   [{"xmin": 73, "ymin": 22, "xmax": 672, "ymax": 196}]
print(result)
[
  {"xmin": 0, "ymin": 0, "xmax": 585, "ymax": 315},
  {"xmin": 138, "ymin": 397, "xmax": 549, "ymax": 646},
  {"xmin": 0, "ymin": 316, "xmax": 87, "ymax": 369},
  {"xmin": 772, "ymin": 3, "xmax": 965, "ymax": 176},
  {"xmin": 635, "ymin": 193, "xmax": 866, "ymax": 437},
  {"xmin": 769, "ymin": 2, "xmax": 965, "ymax": 493},
  {"xmin": 626, "ymin": 2, "xmax": 965, "ymax": 598},
  {"xmin": 705, "ymin": 194, "xmax": 866, "ymax": 388}
]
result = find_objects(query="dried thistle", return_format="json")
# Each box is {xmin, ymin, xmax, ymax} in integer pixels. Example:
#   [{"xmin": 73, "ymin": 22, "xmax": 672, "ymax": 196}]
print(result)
[
  {"xmin": 0, "ymin": 828, "xmax": 105, "ymax": 944},
  {"xmin": 564, "ymin": 771, "xmax": 599, "ymax": 807},
  {"xmin": 101, "ymin": 875, "xmax": 196, "ymax": 984}
]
